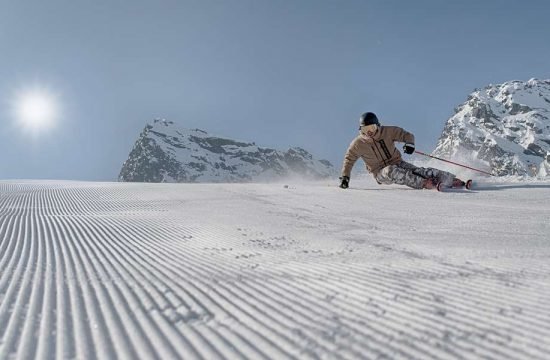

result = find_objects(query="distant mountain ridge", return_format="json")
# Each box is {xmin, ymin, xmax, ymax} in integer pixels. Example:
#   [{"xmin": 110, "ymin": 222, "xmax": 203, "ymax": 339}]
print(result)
[
  {"xmin": 433, "ymin": 78, "xmax": 550, "ymax": 176},
  {"xmin": 119, "ymin": 119, "xmax": 335, "ymax": 182}
]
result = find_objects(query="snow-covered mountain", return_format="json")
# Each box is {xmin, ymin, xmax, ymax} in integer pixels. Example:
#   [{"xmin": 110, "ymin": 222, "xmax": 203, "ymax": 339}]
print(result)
[
  {"xmin": 119, "ymin": 119, "xmax": 335, "ymax": 182},
  {"xmin": 433, "ymin": 78, "xmax": 550, "ymax": 176}
]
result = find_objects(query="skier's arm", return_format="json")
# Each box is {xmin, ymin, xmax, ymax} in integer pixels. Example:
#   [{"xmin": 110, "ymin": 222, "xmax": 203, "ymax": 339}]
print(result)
[
  {"xmin": 391, "ymin": 126, "xmax": 415, "ymax": 145},
  {"xmin": 341, "ymin": 141, "xmax": 360, "ymax": 178},
  {"xmin": 391, "ymin": 127, "xmax": 415, "ymax": 154},
  {"xmin": 340, "ymin": 143, "xmax": 359, "ymax": 189}
]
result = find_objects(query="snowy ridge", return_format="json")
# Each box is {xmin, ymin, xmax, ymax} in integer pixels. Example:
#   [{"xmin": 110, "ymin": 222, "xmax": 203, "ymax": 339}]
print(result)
[
  {"xmin": 433, "ymin": 78, "xmax": 550, "ymax": 176},
  {"xmin": 1, "ymin": 180, "xmax": 550, "ymax": 359},
  {"xmin": 119, "ymin": 119, "xmax": 335, "ymax": 182}
]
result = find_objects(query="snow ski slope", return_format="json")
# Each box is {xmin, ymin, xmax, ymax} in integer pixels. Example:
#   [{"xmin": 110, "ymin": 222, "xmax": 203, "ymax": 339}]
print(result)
[{"xmin": 0, "ymin": 179, "xmax": 549, "ymax": 359}]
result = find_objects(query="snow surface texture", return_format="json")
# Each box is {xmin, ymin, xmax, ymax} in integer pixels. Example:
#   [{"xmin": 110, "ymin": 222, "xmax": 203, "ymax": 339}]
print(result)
[
  {"xmin": 119, "ymin": 119, "xmax": 335, "ymax": 183},
  {"xmin": 433, "ymin": 78, "xmax": 550, "ymax": 177},
  {"xmin": 1, "ymin": 179, "xmax": 549, "ymax": 359}
]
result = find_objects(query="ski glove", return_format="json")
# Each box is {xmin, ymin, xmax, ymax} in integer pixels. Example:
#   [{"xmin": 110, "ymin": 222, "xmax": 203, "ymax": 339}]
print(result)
[
  {"xmin": 403, "ymin": 143, "xmax": 415, "ymax": 154},
  {"xmin": 339, "ymin": 176, "xmax": 350, "ymax": 189}
]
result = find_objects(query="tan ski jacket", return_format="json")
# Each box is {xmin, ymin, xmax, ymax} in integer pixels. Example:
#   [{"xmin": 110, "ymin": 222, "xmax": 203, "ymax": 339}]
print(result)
[{"xmin": 341, "ymin": 126, "xmax": 415, "ymax": 177}]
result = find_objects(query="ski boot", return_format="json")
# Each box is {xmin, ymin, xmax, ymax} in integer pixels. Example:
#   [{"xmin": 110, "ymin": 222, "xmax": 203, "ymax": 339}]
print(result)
[
  {"xmin": 437, "ymin": 178, "xmax": 474, "ymax": 192},
  {"xmin": 452, "ymin": 178, "xmax": 466, "ymax": 188}
]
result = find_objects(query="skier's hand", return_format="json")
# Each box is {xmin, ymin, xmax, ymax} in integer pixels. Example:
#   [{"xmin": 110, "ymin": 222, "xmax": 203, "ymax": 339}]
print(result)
[
  {"xmin": 403, "ymin": 143, "xmax": 415, "ymax": 155},
  {"xmin": 339, "ymin": 176, "xmax": 350, "ymax": 189}
]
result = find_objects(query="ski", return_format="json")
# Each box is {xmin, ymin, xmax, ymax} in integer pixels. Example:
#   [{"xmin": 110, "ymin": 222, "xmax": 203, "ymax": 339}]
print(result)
[{"xmin": 436, "ymin": 179, "xmax": 473, "ymax": 192}]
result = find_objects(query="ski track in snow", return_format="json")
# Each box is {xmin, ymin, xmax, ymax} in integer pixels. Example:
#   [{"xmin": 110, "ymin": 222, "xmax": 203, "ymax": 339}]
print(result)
[{"xmin": 0, "ymin": 179, "xmax": 549, "ymax": 359}]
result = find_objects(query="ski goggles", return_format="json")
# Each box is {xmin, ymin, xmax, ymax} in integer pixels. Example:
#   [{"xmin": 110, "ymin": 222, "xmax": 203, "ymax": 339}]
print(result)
[{"xmin": 360, "ymin": 124, "xmax": 378, "ymax": 136}]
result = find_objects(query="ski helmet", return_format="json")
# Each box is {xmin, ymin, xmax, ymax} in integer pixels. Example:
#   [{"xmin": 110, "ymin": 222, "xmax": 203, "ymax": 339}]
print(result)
[{"xmin": 359, "ymin": 112, "xmax": 379, "ymax": 128}]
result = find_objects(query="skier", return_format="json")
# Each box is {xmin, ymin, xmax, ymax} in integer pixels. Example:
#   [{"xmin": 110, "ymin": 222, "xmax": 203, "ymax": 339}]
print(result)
[{"xmin": 339, "ymin": 112, "xmax": 465, "ymax": 190}]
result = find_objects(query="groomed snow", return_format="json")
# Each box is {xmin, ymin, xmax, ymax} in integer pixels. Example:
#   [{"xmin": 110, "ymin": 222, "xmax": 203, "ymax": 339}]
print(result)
[{"xmin": 1, "ymin": 178, "xmax": 549, "ymax": 359}]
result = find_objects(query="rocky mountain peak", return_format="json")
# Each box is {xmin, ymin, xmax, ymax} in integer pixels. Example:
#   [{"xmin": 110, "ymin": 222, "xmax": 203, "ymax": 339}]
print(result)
[
  {"xmin": 433, "ymin": 78, "xmax": 550, "ymax": 176},
  {"xmin": 119, "ymin": 119, "xmax": 335, "ymax": 182}
]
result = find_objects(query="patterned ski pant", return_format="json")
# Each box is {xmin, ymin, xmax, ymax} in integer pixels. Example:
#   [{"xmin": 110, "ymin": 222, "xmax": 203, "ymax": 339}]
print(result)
[{"xmin": 374, "ymin": 161, "xmax": 455, "ymax": 189}]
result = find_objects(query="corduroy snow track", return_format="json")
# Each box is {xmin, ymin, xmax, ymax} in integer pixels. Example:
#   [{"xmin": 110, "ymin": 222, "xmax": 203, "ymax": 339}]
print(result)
[{"xmin": 0, "ymin": 179, "xmax": 549, "ymax": 359}]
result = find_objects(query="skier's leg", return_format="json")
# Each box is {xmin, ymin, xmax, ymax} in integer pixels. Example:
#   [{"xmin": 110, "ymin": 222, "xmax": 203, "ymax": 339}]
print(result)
[
  {"xmin": 375, "ymin": 162, "xmax": 426, "ymax": 189},
  {"xmin": 400, "ymin": 161, "xmax": 456, "ymax": 186},
  {"xmin": 421, "ymin": 168, "xmax": 455, "ymax": 186}
]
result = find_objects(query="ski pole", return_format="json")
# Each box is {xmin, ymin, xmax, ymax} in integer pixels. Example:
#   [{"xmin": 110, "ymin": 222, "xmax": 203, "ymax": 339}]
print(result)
[{"xmin": 414, "ymin": 150, "xmax": 495, "ymax": 176}]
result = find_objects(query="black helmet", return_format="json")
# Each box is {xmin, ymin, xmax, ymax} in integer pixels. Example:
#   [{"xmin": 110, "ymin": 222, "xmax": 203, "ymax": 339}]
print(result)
[{"xmin": 359, "ymin": 112, "xmax": 379, "ymax": 128}]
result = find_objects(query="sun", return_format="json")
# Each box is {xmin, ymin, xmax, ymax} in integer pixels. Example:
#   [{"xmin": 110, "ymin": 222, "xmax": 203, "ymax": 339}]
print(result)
[{"xmin": 14, "ymin": 88, "xmax": 59, "ymax": 133}]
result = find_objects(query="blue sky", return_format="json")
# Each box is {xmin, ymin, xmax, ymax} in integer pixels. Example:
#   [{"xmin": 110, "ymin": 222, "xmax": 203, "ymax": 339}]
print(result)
[{"xmin": 1, "ymin": 0, "xmax": 549, "ymax": 180}]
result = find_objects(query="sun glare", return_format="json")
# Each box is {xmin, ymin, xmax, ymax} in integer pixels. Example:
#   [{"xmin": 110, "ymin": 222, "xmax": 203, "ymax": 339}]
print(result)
[{"xmin": 14, "ymin": 89, "xmax": 59, "ymax": 133}]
